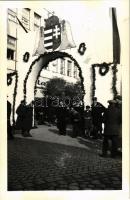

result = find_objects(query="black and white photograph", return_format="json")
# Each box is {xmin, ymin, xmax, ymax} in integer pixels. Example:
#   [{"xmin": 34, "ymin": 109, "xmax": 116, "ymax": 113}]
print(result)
[{"xmin": 0, "ymin": 0, "xmax": 129, "ymax": 199}]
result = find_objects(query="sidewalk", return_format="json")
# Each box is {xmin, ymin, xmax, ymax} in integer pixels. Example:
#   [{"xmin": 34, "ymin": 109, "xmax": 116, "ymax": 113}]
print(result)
[{"xmin": 8, "ymin": 125, "xmax": 122, "ymax": 190}]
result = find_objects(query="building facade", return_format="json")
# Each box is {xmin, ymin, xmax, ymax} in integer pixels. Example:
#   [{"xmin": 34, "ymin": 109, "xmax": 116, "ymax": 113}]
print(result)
[{"xmin": 7, "ymin": 8, "xmax": 80, "ymax": 101}]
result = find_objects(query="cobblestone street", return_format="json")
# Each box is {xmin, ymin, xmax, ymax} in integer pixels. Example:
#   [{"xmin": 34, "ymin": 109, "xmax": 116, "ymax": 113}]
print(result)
[{"xmin": 8, "ymin": 125, "xmax": 122, "ymax": 191}]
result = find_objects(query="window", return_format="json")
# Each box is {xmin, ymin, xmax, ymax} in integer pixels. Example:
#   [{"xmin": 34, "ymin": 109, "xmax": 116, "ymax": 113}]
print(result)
[
  {"xmin": 67, "ymin": 60, "xmax": 72, "ymax": 76},
  {"xmin": 22, "ymin": 8, "xmax": 30, "ymax": 29},
  {"xmin": 60, "ymin": 59, "xmax": 65, "ymax": 75},
  {"xmin": 7, "ymin": 49, "xmax": 15, "ymax": 60},
  {"xmin": 34, "ymin": 12, "xmax": 41, "ymax": 31},
  {"xmin": 7, "ymin": 36, "xmax": 16, "ymax": 60},
  {"xmin": 8, "ymin": 9, "xmax": 17, "ymax": 22},
  {"xmin": 52, "ymin": 60, "xmax": 58, "ymax": 73},
  {"xmin": 7, "ymin": 35, "xmax": 16, "ymax": 49},
  {"xmin": 73, "ymin": 65, "xmax": 78, "ymax": 78}
]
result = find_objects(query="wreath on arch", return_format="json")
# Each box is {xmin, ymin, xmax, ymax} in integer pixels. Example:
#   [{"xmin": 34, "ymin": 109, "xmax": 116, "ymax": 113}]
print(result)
[
  {"xmin": 78, "ymin": 43, "xmax": 86, "ymax": 55},
  {"xmin": 23, "ymin": 52, "xmax": 30, "ymax": 62},
  {"xmin": 7, "ymin": 77, "xmax": 12, "ymax": 85},
  {"xmin": 7, "ymin": 72, "xmax": 16, "ymax": 86},
  {"xmin": 99, "ymin": 63, "xmax": 109, "ymax": 76}
]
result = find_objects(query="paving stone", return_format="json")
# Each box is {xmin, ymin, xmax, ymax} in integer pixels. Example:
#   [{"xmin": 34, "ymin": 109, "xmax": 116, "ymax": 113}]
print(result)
[
  {"xmin": 58, "ymin": 181, "xmax": 68, "ymax": 185},
  {"xmin": 14, "ymin": 186, "xmax": 24, "ymax": 190},
  {"xmin": 79, "ymin": 183, "xmax": 88, "ymax": 187},
  {"xmin": 69, "ymin": 186, "xmax": 80, "ymax": 190},
  {"xmin": 47, "ymin": 187, "xmax": 56, "ymax": 190},
  {"xmin": 56, "ymin": 187, "xmax": 68, "ymax": 190},
  {"xmin": 110, "ymin": 177, "xmax": 120, "ymax": 181},
  {"xmin": 87, "ymin": 184, "xmax": 96, "ymax": 188},
  {"xmin": 69, "ymin": 183, "xmax": 79, "ymax": 187},
  {"xmin": 91, "ymin": 180, "xmax": 101, "ymax": 185},
  {"xmin": 111, "ymin": 180, "xmax": 121, "ymax": 185}
]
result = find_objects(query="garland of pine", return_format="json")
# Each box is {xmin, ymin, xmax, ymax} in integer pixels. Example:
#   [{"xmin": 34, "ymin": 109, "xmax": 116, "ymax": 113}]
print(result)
[
  {"xmin": 7, "ymin": 71, "xmax": 18, "ymax": 126},
  {"xmin": 12, "ymin": 71, "xmax": 18, "ymax": 125},
  {"xmin": 23, "ymin": 51, "xmax": 85, "ymax": 105},
  {"xmin": 7, "ymin": 72, "xmax": 17, "ymax": 86},
  {"xmin": 111, "ymin": 64, "xmax": 118, "ymax": 99},
  {"xmin": 91, "ymin": 62, "xmax": 118, "ymax": 104}
]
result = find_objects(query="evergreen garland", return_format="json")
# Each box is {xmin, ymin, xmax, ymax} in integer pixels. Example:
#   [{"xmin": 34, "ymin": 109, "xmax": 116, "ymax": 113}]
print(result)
[
  {"xmin": 7, "ymin": 72, "xmax": 17, "ymax": 86},
  {"xmin": 24, "ymin": 51, "xmax": 85, "ymax": 105},
  {"xmin": 91, "ymin": 65, "xmax": 96, "ymax": 104},
  {"xmin": 91, "ymin": 62, "xmax": 113, "ymax": 104},
  {"xmin": 99, "ymin": 64, "xmax": 109, "ymax": 76},
  {"xmin": 12, "ymin": 71, "xmax": 18, "ymax": 125},
  {"xmin": 23, "ymin": 52, "xmax": 30, "ymax": 62},
  {"xmin": 23, "ymin": 55, "xmax": 42, "ymax": 102},
  {"xmin": 7, "ymin": 71, "xmax": 18, "ymax": 125},
  {"xmin": 111, "ymin": 64, "xmax": 118, "ymax": 99},
  {"xmin": 78, "ymin": 43, "xmax": 86, "ymax": 55}
]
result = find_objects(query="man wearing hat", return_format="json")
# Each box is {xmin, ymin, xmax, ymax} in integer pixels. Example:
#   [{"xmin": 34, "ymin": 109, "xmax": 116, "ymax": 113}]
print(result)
[
  {"xmin": 91, "ymin": 97, "xmax": 106, "ymax": 139},
  {"xmin": 100, "ymin": 99, "xmax": 121, "ymax": 158}
]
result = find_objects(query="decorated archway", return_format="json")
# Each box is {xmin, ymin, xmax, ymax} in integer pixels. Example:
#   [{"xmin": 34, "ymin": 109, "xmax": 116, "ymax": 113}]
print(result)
[{"xmin": 23, "ymin": 51, "xmax": 85, "ymax": 107}]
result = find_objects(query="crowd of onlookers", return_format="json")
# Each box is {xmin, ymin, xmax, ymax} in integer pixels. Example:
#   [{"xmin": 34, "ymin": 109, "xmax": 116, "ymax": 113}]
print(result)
[{"xmin": 7, "ymin": 95, "xmax": 122, "ymax": 158}]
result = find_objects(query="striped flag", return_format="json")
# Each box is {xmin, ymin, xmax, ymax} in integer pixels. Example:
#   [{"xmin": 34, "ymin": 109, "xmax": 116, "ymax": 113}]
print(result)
[{"xmin": 44, "ymin": 23, "xmax": 61, "ymax": 51}]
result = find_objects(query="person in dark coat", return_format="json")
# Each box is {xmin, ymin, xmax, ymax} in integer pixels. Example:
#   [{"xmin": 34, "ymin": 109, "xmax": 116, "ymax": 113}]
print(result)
[
  {"xmin": 84, "ymin": 105, "xmax": 93, "ymax": 138},
  {"xmin": 91, "ymin": 97, "xmax": 106, "ymax": 139},
  {"xmin": 75, "ymin": 105, "xmax": 85, "ymax": 137},
  {"xmin": 7, "ymin": 100, "xmax": 14, "ymax": 139},
  {"xmin": 70, "ymin": 107, "xmax": 81, "ymax": 137},
  {"xmin": 115, "ymin": 96, "xmax": 122, "ymax": 155},
  {"xmin": 16, "ymin": 100, "xmax": 33, "ymax": 137},
  {"xmin": 22, "ymin": 103, "xmax": 33, "ymax": 136},
  {"xmin": 56, "ymin": 102, "xmax": 67, "ymax": 135},
  {"xmin": 100, "ymin": 99, "xmax": 121, "ymax": 158},
  {"xmin": 16, "ymin": 100, "xmax": 26, "ymax": 130}
]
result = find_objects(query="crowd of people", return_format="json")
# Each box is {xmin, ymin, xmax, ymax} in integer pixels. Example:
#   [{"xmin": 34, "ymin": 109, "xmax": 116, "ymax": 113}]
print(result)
[{"xmin": 7, "ymin": 95, "xmax": 122, "ymax": 158}]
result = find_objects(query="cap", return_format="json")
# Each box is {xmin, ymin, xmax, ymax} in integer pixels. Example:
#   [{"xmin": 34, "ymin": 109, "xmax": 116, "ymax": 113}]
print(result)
[
  {"xmin": 93, "ymin": 97, "xmax": 97, "ymax": 100},
  {"xmin": 116, "ymin": 99, "xmax": 122, "ymax": 104},
  {"xmin": 116, "ymin": 95, "xmax": 122, "ymax": 101},
  {"xmin": 107, "ymin": 100, "xmax": 117, "ymax": 104}
]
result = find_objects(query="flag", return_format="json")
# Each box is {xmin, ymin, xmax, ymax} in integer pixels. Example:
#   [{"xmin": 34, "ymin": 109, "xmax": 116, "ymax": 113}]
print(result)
[{"xmin": 111, "ymin": 7, "xmax": 121, "ymax": 64}]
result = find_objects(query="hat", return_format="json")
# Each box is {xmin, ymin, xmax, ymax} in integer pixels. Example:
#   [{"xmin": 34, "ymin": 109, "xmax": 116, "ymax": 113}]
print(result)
[
  {"xmin": 116, "ymin": 95, "xmax": 122, "ymax": 101},
  {"xmin": 107, "ymin": 100, "xmax": 117, "ymax": 104},
  {"xmin": 116, "ymin": 99, "xmax": 122, "ymax": 104},
  {"xmin": 93, "ymin": 97, "xmax": 97, "ymax": 101}
]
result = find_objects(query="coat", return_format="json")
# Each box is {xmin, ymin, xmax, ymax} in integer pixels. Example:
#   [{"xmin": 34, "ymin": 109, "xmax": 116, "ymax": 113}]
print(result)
[
  {"xmin": 91, "ymin": 102, "xmax": 105, "ymax": 125},
  {"xmin": 16, "ymin": 104, "xmax": 33, "ymax": 130},
  {"xmin": 104, "ymin": 106, "xmax": 121, "ymax": 136}
]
